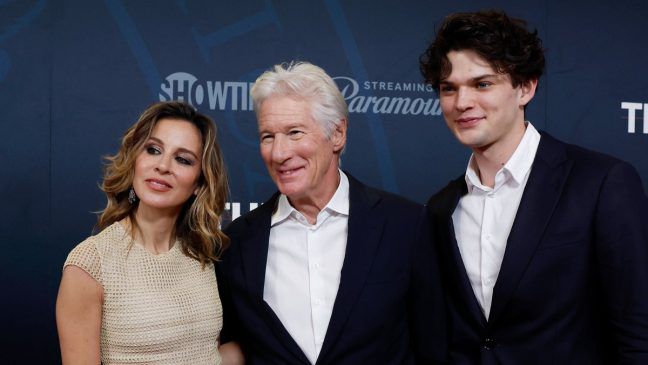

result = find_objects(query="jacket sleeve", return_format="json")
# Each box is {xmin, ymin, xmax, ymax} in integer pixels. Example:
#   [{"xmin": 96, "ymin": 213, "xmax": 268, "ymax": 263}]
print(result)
[
  {"xmin": 216, "ymin": 256, "xmax": 239, "ymax": 344},
  {"xmin": 595, "ymin": 161, "xmax": 648, "ymax": 363},
  {"xmin": 409, "ymin": 206, "xmax": 449, "ymax": 364}
]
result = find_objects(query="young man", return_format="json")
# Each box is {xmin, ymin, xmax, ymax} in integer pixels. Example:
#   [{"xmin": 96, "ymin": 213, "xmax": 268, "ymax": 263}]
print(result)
[{"xmin": 421, "ymin": 10, "xmax": 648, "ymax": 364}]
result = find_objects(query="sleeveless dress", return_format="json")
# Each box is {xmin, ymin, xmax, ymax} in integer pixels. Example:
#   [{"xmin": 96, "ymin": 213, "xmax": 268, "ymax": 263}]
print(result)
[{"xmin": 64, "ymin": 222, "xmax": 223, "ymax": 364}]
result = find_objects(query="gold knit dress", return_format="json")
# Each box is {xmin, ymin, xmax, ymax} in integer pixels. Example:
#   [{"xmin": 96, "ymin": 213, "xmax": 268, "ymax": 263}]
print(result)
[{"xmin": 64, "ymin": 222, "xmax": 222, "ymax": 364}]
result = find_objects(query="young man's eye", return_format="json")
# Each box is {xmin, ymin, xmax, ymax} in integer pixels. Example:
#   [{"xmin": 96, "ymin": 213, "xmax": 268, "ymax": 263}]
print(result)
[
  {"xmin": 477, "ymin": 81, "xmax": 491, "ymax": 89},
  {"xmin": 439, "ymin": 85, "xmax": 455, "ymax": 93}
]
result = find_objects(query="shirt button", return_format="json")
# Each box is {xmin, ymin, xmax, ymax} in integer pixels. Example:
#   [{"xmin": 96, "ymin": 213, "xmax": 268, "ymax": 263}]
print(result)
[{"xmin": 482, "ymin": 337, "xmax": 496, "ymax": 350}]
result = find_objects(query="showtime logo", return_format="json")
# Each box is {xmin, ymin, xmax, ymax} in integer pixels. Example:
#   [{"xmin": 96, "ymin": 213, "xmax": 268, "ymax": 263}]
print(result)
[
  {"xmin": 159, "ymin": 72, "xmax": 441, "ymax": 116},
  {"xmin": 159, "ymin": 72, "xmax": 253, "ymax": 111},
  {"xmin": 621, "ymin": 102, "xmax": 648, "ymax": 134}
]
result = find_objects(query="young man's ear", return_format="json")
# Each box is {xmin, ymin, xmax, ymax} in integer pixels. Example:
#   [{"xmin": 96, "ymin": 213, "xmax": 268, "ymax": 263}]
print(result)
[{"xmin": 519, "ymin": 79, "xmax": 538, "ymax": 107}]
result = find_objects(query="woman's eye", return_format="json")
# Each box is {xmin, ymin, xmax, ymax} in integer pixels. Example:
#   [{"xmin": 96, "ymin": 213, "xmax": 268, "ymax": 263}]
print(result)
[
  {"xmin": 146, "ymin": 146, "xmax": 161, "ymax": 155},
  {"xmin": 175, "ymin": 156, "xmax": 194, "ymax": 166}
]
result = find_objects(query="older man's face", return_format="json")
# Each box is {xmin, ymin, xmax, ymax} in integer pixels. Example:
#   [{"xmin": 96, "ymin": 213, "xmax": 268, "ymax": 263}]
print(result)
[{"xmin": 258, "ymin": 96, "xmax": 344, "ymax": 205}]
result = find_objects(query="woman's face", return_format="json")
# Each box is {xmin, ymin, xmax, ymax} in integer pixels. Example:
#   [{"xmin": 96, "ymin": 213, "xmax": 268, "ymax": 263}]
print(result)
[{"xmin": 132, "ymin": 118, "xmax": 203, "ymax": 216}]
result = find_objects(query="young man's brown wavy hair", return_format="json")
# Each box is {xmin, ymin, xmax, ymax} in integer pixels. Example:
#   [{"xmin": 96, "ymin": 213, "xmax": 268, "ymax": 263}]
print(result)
[{"xmin": 420, "ymin": 10, "xmax": 545, "ymax": 90}]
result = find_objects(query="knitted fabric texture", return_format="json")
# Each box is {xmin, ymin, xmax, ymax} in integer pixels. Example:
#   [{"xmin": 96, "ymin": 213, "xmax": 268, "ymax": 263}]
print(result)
[{"xmin": 64, "ymin": 222, "xmax": 223, "ymax": 364}]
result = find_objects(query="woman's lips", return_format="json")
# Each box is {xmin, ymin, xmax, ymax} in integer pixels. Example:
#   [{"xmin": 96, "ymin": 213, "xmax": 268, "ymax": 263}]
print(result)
[{"xmin": 145, "ymin": 179, "xmax": 172, "ymax": 191}]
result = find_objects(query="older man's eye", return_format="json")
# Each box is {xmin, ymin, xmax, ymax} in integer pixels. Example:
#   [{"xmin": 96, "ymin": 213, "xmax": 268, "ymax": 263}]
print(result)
[{"xmin": 288, "ymin": 130, "xmax": 304, "ymax": 138}]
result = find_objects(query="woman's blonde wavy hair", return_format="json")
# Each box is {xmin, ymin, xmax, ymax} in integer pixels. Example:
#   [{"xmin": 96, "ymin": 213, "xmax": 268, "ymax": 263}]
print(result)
[{"xmin": 96, "ymin": 101, "xmax": 229, "ymax": 265}]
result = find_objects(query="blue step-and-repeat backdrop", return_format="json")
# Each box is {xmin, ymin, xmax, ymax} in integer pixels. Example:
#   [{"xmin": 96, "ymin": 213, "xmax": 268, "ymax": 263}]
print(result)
[{"xmin": 1, "ymin": 1, "xmax": 646, "ymax": 363}]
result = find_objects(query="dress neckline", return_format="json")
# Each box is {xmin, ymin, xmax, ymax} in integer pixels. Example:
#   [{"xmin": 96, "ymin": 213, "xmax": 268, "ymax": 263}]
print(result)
[{"xmin": 116, "ymin": 220, "xmax": 181, "ymax": 258}]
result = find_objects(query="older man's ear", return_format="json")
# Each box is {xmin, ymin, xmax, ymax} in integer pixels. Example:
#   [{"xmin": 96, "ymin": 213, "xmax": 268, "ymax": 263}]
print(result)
[{"xmin": 332, "ymin": 118, "xmax": 347, "ymax": 153}]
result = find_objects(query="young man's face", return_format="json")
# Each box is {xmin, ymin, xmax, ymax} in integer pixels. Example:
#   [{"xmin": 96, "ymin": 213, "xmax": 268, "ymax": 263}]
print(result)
[{"xmin": 438, "ymin": 50, "xmax": 536, "ymax": 155}]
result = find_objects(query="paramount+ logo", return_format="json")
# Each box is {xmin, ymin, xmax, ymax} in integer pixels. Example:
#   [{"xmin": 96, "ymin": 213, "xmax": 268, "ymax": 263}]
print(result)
[
  {"xmin": 621, "ymin": 102, "xmax": 648, "ymax": 134},
  {"xmin": 159, "ymin": 72, "xmax": 441, "ymax": 116},
  {"xmin": 333, "ymin": 77, "xmax": 441, "ymax": 116}
]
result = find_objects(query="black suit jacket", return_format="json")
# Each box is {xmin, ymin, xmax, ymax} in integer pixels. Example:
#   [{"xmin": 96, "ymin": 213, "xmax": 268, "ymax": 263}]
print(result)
[
  {"xmin": 427, "ymin": 132, "xmax": 648, "ymax": 364},
  {"xmin": 218, "ymin": 174, "xmax": 447, "ymax": 364}
]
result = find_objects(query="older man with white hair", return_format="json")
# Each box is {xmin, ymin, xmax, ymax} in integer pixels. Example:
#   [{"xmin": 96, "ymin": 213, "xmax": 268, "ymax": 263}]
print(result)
[{"xmin": 217, "ymin": 61, "xmax": 447, "ymax": 365}]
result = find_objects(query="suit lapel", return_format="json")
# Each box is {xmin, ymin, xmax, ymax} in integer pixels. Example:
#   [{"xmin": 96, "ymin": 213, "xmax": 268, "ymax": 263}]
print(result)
[
  {"xmin": 489, "ymin": 133, "xmax": 572, "ymax": 322},
  {"xmin": 433, "ymin": 178, "xmax": 489, "ymax": 327},
  {"xmin": 239, "ymin": 197, "xmax": 273, "ymax": 301},
  {"xmin": 238, "ymin": 193, "xmax": 311, "ymax": 364},
  {"xmin": 318, "ymin": 175, "xmax": 385, "ymax": 362}
]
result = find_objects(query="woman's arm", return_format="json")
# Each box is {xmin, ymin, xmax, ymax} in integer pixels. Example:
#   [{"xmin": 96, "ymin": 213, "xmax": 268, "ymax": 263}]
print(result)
[
  {"xmin": 56, "ymin": 265, "xmax": 103, "ymax": 365},
  {"xmin": 219, "ymin": 341, "xmax": 245, "ymax": 365}
]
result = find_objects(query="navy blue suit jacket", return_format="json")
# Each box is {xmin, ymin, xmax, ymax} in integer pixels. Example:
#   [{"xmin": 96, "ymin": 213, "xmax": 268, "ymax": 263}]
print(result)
[
  {"xmin": 218, "ymin": 174, "xmax": 447, "ymax": 364},
  {"xmin": 427, "ymin": 132, "xmax": 648, "ymax": 364}
]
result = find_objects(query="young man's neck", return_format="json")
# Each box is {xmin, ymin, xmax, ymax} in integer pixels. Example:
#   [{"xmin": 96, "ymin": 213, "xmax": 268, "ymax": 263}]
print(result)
[{"xmin": 472, "ymin": 122, "xmax": 527, "ymax": 188}]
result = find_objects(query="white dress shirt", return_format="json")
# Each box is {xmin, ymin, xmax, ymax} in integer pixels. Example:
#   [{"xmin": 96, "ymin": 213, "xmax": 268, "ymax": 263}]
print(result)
[
  {"xmin": 263, "ymin": 171, "xmax": 349, "ymax": 364},
  {"xmin": 452, "ymin": 123, "xmax": 541, "ymax": 319}
]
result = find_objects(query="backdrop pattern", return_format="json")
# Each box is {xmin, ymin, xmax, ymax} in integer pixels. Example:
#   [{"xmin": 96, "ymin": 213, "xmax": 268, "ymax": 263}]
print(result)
[{"xmin": 1, "ymin": 1, "xmax": 646, "ymax": 363}]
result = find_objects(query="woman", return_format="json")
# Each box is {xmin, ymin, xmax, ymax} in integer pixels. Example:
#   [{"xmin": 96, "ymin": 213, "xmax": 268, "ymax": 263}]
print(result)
[{"xmin": 56, "ymin": 101, "xmax": 242, "ymax": 364}]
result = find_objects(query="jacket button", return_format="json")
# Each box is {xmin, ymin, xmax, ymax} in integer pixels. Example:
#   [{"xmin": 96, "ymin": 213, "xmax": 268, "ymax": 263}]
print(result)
[{"xmin": 482, "ymin": 337, "xmax": 496, "ymax": 350}]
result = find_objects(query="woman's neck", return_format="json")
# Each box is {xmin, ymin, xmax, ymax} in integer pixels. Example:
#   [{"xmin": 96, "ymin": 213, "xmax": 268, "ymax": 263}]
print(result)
[{"xmin": 129, "ymin": 207, "xmax": 180, "ymax": 254}]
